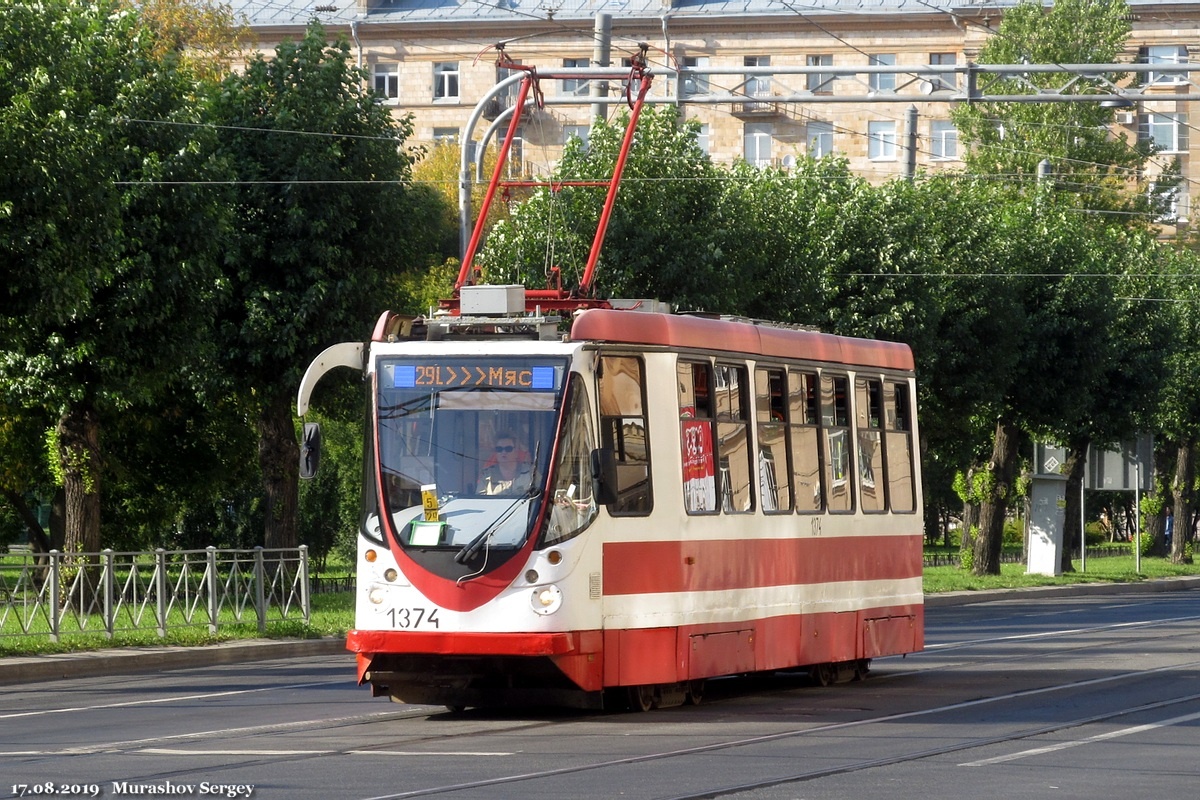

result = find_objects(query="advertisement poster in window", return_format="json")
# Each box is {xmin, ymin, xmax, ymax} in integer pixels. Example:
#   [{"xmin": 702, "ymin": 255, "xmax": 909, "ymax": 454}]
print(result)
[{"xmin": 682, "ymin": 419, "xmax": 717, "ymax": 512}]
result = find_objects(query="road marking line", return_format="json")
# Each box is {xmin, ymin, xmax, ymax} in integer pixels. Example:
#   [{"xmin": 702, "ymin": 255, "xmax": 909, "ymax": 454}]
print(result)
[
  {"xmin": 962, "ymin": 708, "xmax": 1200, "ymax": 766},
  {"xmin": 132, "ymin": 748, "xmax": 514, "ymax": 757},
  {"xmin": 346, "ymin": 751, "xmax": 514, "ymax": 757},
  {"xmin": 0, "ymin": 679, "xmax": 348, "ymax": 720}
]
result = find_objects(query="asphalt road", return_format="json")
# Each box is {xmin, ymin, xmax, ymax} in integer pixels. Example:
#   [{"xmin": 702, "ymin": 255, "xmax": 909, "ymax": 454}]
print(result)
[{"xmin": 3, "ymin": 582, "xmax": 1200, "ymax": 800}]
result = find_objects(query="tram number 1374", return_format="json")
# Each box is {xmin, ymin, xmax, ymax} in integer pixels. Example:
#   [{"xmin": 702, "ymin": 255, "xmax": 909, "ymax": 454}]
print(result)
[{"xmin": 386, "ymin": 607, "xmax": 440, "ymax": 629}]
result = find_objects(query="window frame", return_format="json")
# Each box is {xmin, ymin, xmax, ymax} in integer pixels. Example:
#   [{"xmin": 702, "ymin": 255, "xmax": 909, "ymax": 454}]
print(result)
[
  {"xmin": 433, "ymin": 61, "xmax": 460, "ymax": 102},
  {"xmin": 868, "ymin": 120, "xmax": 898, "ymax": 161},
  {"xmin": 598, "ymin": 354, "xmax": 653, "ymax": 517},
  {"xmin": 807, "ymin": 54, "xmax": 834, "ymax": 93},
  {"xmin": 373, "ymin": 62, "xmax": 399, "ymax": 103},
  {"xmin": 869, "ymin": 53, "xmax": 897, "ymax": 93},
  {"xmin": 930, "ymin": 120, "xmax": 959, "ymax": 160},
  {"xmin": 808, "ymin": 121, "xmax": 834, "ymax": 158}
]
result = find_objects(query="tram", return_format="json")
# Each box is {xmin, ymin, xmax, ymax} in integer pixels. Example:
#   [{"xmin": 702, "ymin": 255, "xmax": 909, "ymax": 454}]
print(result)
[{"xmin": 295, "ymin": 52, "xmax": 924, "ymax": 710}]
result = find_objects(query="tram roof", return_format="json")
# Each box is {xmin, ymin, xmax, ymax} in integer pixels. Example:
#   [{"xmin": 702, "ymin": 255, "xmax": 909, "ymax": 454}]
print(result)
[{"xmin": 570, "ymin": 309, "xmax": 914, "ymax": 372}]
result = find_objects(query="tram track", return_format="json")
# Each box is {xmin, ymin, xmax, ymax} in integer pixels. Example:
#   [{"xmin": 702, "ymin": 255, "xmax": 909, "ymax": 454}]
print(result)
[{"xmin": 353, "ymin": 652, "xmax": 1200, "ymax": 799}]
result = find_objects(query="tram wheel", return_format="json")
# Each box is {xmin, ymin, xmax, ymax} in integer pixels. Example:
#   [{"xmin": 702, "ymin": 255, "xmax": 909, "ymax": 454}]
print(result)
[
  {"xmin": 629, "ymin": 684, "xmax": 658, "ymax": 712},
  {"xmin": 685, "ymin": 680, "xmax": 706, "ymax": 706},
  {"xmin": 810, "ymin": 663, "xmax": 835, "ymax": 687},
  {"xmin": 853, "ymin": 659, "xmax": 871, "ymax": 681}
]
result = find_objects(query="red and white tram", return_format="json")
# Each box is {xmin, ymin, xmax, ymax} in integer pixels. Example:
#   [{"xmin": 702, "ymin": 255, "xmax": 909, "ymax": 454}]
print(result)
[
  {"xmin": 298, "ymin": 303, "xmax": 924, "ymax": 710},
  {"xmin": 296, "ymin": 52, "xmax": 922, "ymax": 710}
]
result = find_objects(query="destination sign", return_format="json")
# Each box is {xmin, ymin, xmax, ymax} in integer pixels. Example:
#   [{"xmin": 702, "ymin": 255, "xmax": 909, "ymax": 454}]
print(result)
[{"xmin": 392, "ymin": 363, "xmax": 558, "ymax": 390}]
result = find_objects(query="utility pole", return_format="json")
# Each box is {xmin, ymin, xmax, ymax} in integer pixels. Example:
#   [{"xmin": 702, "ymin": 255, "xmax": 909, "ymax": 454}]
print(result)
[
  {"xmin": 904, "ymin": 104, "xmax": 918, "ymax": 180},
  {"xmin": 591, "ymin": 13, "xmax": 612, "ymax": 125}
]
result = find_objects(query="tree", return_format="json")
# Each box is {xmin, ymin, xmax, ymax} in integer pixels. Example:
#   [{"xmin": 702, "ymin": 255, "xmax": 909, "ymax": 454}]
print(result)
[
  {"xmin": 0, "ymin": 0, "xmax": 233, "ymax": 566},
  {"xmin": 211, "ymin": 23, "xmax": 429, "ymax": 549},
  {"xmin": 950, "ymin": 0, "xmax": 1155, "ymax": 215},
  {"xmin": 948, "ymin": 0, "xmax": 1172, "ymax": 574}
]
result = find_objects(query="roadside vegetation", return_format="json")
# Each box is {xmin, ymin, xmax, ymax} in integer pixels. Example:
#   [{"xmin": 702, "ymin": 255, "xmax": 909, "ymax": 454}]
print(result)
[{"xmin": 6, "ymin": 0, "xmax": 1200, "ymax": 605}]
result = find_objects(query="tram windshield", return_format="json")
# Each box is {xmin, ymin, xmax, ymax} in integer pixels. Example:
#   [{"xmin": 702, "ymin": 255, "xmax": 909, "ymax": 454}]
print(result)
[{"xmin": 374, "ymin": 356, "xmax": 567, "ymax": 550}]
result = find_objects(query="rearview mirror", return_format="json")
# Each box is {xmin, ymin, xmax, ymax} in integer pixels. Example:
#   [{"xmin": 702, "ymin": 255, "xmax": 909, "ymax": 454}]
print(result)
[
  {"xmin": 591, "ymin": 447, "xmax": 619, "ymax": 506},
  {"xmin": 299, "ymin": 422, "xmax": 322, "ymax": 480}
]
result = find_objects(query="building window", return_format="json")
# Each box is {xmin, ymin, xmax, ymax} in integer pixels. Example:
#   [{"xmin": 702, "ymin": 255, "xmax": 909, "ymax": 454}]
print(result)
[
  {"xmin": 868, "ymin": 120, "xmax": 897, "ymax": 160},
  {"xmin": 562, "ymin": 57, "xmax": 589, "ymax": 97},
  {"xmin": 929, "ymin": 52, "xmax": 956, "ymax": 92},
  {"xmin": 930, "ymin": 120, "xmax": 958, "ymax": 160},
  {"xmin": 692, "ymin": 123, "xmax": 711, "ymax": 155},
  {"xmin": 432, "ymin": 127, "xmax": 458, "ymax": 144},
  {"xmin": 505, "ymin": 136, "xmax": 526, "ymax": 177},
  {"xmin": 433, "ymin": 62, "xmax": 459, "ymax": 101},
  {"xmin": 563, "ymin": 125, "xmax": 589, "ymax": 149},
  {"xmin": 744, "ymin": 122, "xmax": 773, "ymax": 166},
  {"xmin": 1141, "ymin": 45, "xmax": 1188, "ymax": 85},
  {"xmin": 869, "ymin": 54, "xmax": 896, "ymax": 93},
  {"xmin": 744, "ymin": 55, "xmax": 771, "ymax": 110},
  {"xmin": 808, "ymin": 121, "xmax": 834, "ymax": 157},
  {"xmin": 1141, "ymin": 112, "xmax": 1188, "ymax": 153},
  {"xmin": 683, "ymin": 55, "xmax": 711, "ymax": 96},
  {"xmin": 373, "ymin": 63, "xmax": 399, "ymax": 103},
  {"xmin": 807, "ymin": 54, "xmax": 834, "ymax": 93}
]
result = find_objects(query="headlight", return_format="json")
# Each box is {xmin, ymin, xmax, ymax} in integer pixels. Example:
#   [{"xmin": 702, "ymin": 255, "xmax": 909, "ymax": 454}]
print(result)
[
  {"xmin": 531, "ymin": 584, "xmax": 563, "ymax": 615},
  {"xmin": 368, "ymin": 587, "xmax": 385, "ymax": 604}
]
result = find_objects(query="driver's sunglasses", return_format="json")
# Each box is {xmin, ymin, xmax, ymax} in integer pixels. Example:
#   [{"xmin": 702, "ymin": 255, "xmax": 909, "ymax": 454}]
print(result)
[{"xmin": 494, "ymin": 445, "xmax": 515, "ymax": 453}]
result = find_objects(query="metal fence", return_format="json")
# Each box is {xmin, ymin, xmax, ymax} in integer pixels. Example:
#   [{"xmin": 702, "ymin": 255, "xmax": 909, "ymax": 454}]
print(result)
[
  {"xmin": 923, "ymin": 544, "xmax": 1131, "ymax": 568},
  {"xmin": 0, "ymin": 546, "xmax": 310, "ymax": 642}
]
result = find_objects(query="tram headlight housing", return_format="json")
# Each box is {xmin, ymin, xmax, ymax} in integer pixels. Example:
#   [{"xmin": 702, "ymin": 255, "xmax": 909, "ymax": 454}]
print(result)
[
  {"xmin": 368, "ymin": 587, "xmax": 385, "ymax": 604},
  {"xmin": 531, "ymin": 584, "xmax": 563, "ymax": 615}
]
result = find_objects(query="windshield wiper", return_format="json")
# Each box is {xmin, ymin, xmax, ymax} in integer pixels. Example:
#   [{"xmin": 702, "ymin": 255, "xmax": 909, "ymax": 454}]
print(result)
[{"xmin": 454, "ymin": 440, "xmax": 543, "ymax": 567}]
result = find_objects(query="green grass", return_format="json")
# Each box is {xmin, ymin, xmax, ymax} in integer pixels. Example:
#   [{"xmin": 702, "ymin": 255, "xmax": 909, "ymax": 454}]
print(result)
[
  {"xmin": 0, "ymin": 590, "xmax": 353, "ymax": 657},
  {"xmin": 923, "ymin": 554, "xmax": 1200, "ymax": 593}
]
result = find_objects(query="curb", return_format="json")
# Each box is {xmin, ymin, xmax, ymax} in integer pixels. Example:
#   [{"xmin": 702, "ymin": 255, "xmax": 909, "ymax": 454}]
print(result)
[{"xmin": 0, "ymin": 636, "xmax": 349, "ymax": 686}]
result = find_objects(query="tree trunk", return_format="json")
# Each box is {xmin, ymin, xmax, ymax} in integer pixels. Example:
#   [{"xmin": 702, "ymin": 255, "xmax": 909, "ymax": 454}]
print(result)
[
  {"xmin": 1171, "ymin": 439, "xmax": 1195, "ymax": 564},
  {"xmin": 1059, "ymin": 438, "xmax": 1089, "ymax": 574},
  {"xmin": 974, "ymin": 419, "xmax": 1021, "ymax": 576},
  {"xmin": 258, "ymin": 391, "xmax": 300, "ymax": 550},
  {"xmin": 960, "ymin": 498, "xmax": 979, "ymax": 568},
  {"xmin": 0, "ymin": 488, "xmax": 51, "ymax": 552},
  {"xmin": 57, "ymin": 404, "xmax": 102, "ymax": 606}
]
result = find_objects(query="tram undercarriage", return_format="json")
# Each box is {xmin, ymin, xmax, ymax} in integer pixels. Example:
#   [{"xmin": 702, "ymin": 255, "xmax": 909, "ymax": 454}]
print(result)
[{"xmin": 361, "ymin": 651, "xmax": 873, "ymax": 712}]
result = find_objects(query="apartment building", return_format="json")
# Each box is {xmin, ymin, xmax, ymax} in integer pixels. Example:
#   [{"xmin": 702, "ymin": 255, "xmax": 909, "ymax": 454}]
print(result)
[{"xmin": 232, "ymin": 0, "xmax": 1198, "ymax": 219}]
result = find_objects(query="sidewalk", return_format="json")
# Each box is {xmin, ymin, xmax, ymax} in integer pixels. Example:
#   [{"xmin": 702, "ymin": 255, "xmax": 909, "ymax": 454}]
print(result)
[
  {"xmin": 3, "ymin": 577, "xmax": 1199, "ymax": 686},
  {"xmin": 0, "ymin": 636, "xmax": 348, "ymax": 686}
]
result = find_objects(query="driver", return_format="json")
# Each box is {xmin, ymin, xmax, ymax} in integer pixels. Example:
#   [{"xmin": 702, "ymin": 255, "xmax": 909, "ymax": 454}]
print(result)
[{"xmin": 479, "ymin": 433, "xmax": 533, "ymax": 496}]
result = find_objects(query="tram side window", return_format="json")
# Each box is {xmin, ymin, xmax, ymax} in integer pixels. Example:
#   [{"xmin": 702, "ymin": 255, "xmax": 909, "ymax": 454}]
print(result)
[
  {"xmin": 788, "ymin": 370, "xmax": 823, "ymax": 512},
  {"xmin": 855, "ymin": 377, "xmax": 886, "ymax": 513},
  {"xmin": 755, "ymin": 367, "xmax": 792, "ymax": 513},
  {"xmin": 542, "ymin": 375, "xmax": 599, "ymax": 545},
  {"xmin": 716, "ymin": 363, "xmax": 754, "ymax": 513},
  {"xmin": 599, "ymin": 355, "xmax": 652, "ymax": 515},
  {"xmin": 679, "ymin": 361, "xmax": 718, "ymax": 514},
  {"xmin": 821, "ymin": 374, "xmax": 854, "ymax": 512},
  {"xmin": 884, "ymin": 382, "xmax": 916, "ymax": 513}
]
